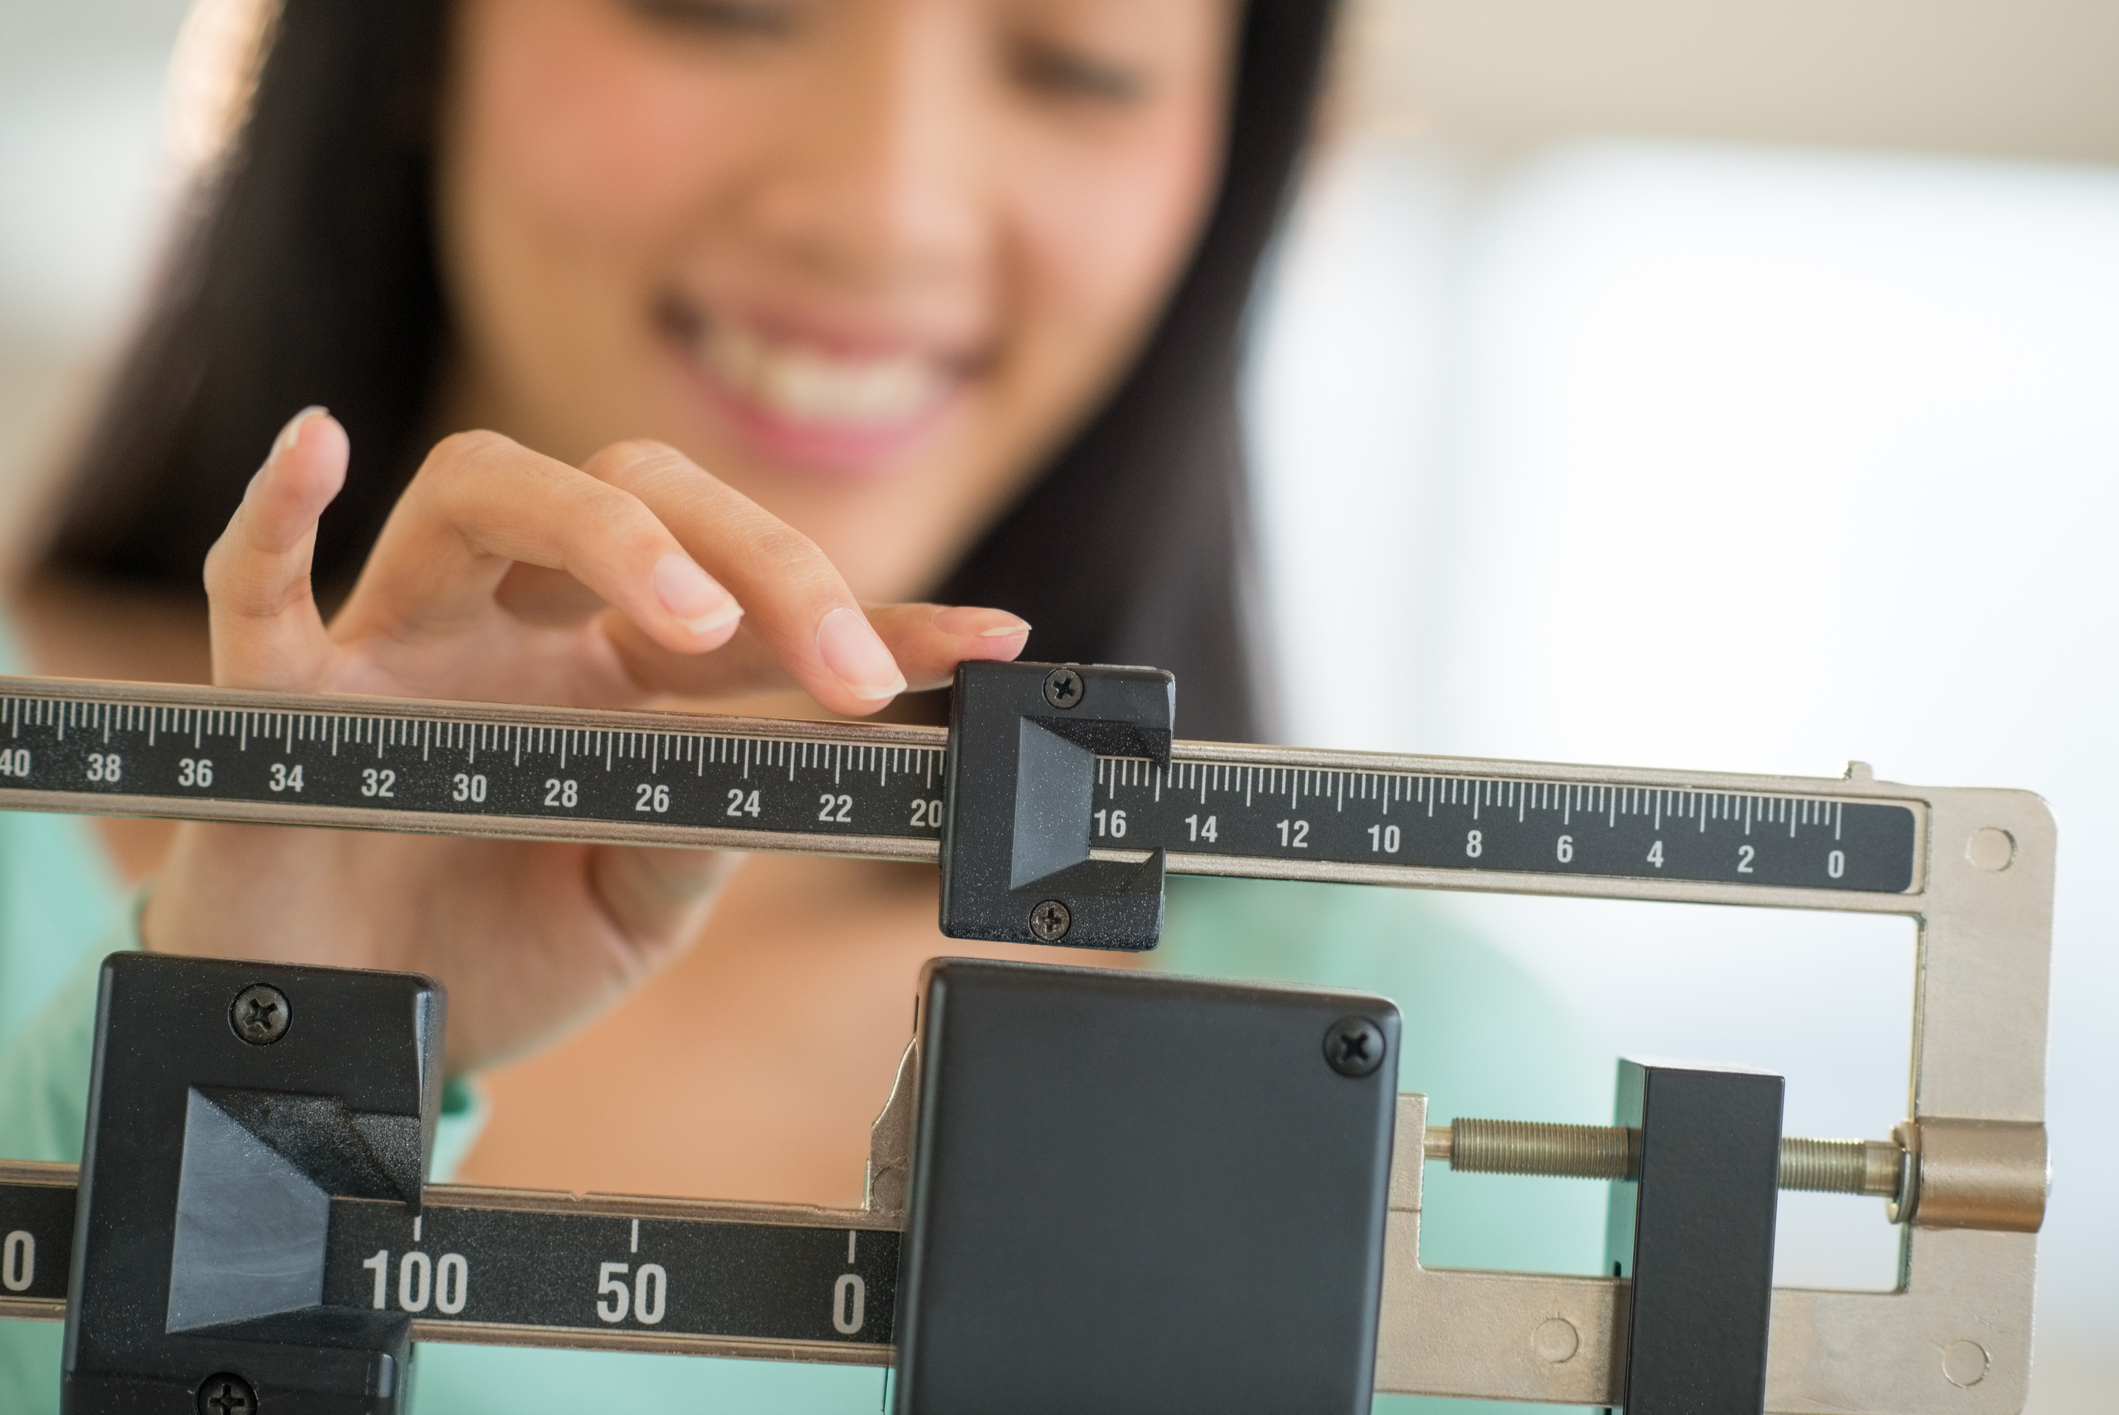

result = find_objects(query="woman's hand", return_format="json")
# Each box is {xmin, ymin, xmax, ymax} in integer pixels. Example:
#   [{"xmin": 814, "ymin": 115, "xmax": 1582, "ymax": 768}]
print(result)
[{"xmin": 143, "ymin": 410, "xmax": 1029, "ymax": 1073}]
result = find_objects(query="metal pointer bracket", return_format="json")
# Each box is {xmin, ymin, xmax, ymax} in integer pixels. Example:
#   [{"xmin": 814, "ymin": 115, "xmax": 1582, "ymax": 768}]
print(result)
[{"xmin": 937, "ymin": 660, "xmax": 1174, "ymax": 950}]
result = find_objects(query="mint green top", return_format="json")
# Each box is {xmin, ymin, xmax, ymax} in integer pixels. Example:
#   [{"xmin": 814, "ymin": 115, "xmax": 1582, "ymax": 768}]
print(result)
[{"xmin": 0, "ymin": 684, "xmax": 1606, "ymax": 1414}]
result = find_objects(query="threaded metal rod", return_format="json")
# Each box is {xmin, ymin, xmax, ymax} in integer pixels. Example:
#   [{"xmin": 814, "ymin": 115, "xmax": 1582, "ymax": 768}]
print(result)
[
  {"xmin": 1438, "ymin": 1118, "xmax": 1639, "ymax": 1180},
  {"xmin": 1425, "ymin": 1121, "xmax": 1902, "ymax": 1198},
  {"xmin": 1778, "ymin": 1136, "xmax": 1903, "ymax": 1196}
]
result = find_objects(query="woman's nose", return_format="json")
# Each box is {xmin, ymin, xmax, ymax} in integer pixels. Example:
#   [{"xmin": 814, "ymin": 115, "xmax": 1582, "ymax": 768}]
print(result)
[{"xmin": 743, "ymin": 0, "xmax": 990, "ymax": 294}]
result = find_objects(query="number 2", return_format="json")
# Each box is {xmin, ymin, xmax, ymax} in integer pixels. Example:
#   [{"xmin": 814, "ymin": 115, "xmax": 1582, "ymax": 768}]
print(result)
[{"xmin": 1737, "ymin": 844, "xmax": 1756, "ymax": 875}]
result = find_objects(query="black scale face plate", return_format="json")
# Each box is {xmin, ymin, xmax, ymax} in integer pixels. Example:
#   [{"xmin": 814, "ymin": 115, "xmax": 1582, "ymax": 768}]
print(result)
[{"xmin": 893, "ymin": 959, "xmax": 1400, "ymax": 1415}]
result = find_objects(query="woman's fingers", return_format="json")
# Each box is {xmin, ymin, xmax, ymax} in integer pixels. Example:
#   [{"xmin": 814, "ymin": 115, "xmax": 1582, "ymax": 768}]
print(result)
[
  {"xmin": 335, "ymin": 431, "xmax": 744, "ymax": 658},
  {"xmin": 203, "ymin": 407, "xmax": 348, "ymax": 690},
  {"xmin": 607, "ymin": 602, "xmax": 1030, "ymax": 699},
  {"xmin": 330, "ymin": 431, "xmax": 1024, "ymax": 714},
  {"xmin": 585, "ymin": 442, "xmax": 914, "ymax": 716},
  {"xmin": 885, "ymin": 605, "xmax": 1034, "ymax": 687}
]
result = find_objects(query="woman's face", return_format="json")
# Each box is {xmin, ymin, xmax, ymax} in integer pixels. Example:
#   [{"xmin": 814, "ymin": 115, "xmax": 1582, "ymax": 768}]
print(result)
[{"xmin": 438, "ymin": 0, "xmax": 1235, "ymax": 601}]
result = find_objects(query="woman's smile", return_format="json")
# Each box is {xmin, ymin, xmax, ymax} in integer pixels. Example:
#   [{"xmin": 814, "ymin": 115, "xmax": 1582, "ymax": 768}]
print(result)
[{"xmin": 657, "ymin": 298, "xmax": 974, "ymax": 478}]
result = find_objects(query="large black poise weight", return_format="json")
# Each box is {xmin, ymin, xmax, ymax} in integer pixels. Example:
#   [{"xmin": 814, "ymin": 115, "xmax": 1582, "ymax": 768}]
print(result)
[
  {"xmin": 938, "ymin": 660, "xmax": 1176, "ymax": 950},
  {"xmin": 892, "ymin": 958, "xmax": 1400, "ymax": 1415},
  {"xmin": 65, "ymin": 953, "xmax": 442, "ymax": 1415}
]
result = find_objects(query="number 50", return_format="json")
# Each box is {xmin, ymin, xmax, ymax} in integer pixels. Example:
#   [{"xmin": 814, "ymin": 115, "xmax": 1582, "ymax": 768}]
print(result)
[{"xmin": 596, "ymin": 1261, "xmax": 667, "ymax": 1326}]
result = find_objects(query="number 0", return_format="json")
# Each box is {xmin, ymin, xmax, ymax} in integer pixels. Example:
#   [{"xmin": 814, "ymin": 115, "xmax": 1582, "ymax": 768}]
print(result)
[
  {"xmin": 398, "ymin": 1251, "xmax": 432, "ymax": 1313},
  {"xmin": 832, "ymin": 1273, "xmax": 866, "ymax": 1334},
  {"xmin": 634, "ymin": 1264, "xmax": 667, "ymax": 1326},
  {"xmin": 1, "ymin": 1231, "xmax": 32, "ymax": 1292},
  {"xmin": 435, "ymin": 1253, "xmax": 468, "ymax": 1315}
]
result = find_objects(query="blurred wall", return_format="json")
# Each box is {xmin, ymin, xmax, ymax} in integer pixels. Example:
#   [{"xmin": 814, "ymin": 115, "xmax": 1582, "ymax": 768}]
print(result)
[
  {"xmin": 1255, "ymin": 3, "xmax": 2119, "ymax": 1411},
  {"xmin": 0, "ymin": 0, "xmax": 190, "ymax": 566},
  {"xmin": 1340, "ymin": 0, "xmax": 2119, "ymax": 162}
]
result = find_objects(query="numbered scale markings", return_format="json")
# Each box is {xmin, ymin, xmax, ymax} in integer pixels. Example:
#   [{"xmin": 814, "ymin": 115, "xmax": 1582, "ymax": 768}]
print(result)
[
  {"xmin": 0, "ymin": 679, "xmax": 1919, "ymax": 896},
  {"xmin": 0, "ymin": 685, "xmax": 951, "ymax": 858},
  {"xmin": 331, "ymin": 1198, "xmax": 898, "ymax": 1356},
  {"xmin": 0, "ymin": 1167, "xmax": 896, "ymax": 1360},
  {"xmin": 1096, "ymin": 758, "xmax": 1917, "ymax": 894}
]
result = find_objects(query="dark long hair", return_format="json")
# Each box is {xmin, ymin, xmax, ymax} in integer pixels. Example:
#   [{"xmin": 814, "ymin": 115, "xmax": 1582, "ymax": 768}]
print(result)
[{"xmin": 44, "ymin": 1, "xmax": 1337, "ymax": 744}]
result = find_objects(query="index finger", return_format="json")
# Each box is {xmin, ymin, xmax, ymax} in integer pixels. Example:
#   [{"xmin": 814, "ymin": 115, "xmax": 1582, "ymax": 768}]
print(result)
[
  {"xmin": 335, "ymin": 431, "xmax": 746, "ymax": 659},
  {"xmin": 584, "ymin": 441, "xmax": 912, "ymax": 716}
]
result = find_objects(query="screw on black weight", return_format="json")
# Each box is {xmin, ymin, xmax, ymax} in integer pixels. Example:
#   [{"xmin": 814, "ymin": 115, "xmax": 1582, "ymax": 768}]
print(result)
[
  {"xmin": 229, "ymin": 984, "xmax": 290, "ymax": 1046},
  {"xmin": 1323, "ymin": 1016, "xmax": 1386, "ymax": 1078},
  {"xmin": 198, "ymin": 1372, "xmax": 257, "ymax": 1415},
  {"xmin": 1041, "ymin": 666, "xmax": 1084, "ymax": 710},
  {"xmin": 1029, "ymin": 899, "xmax": 1073, "ymax": 942}
]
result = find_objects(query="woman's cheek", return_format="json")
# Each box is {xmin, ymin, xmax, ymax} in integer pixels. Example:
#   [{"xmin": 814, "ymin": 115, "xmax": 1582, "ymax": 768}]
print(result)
[
  {"xmin": 1002, "ymin": 113, "xmax": 1226, "ymax": 407},
  {"xmin": 455, "ymin": 0, "xmax": 765, "ymax": 255}
]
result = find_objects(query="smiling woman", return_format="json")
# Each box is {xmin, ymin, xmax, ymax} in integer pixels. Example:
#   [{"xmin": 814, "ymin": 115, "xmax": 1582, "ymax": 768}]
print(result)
[{"xmin": 33, "ymin": 0, "xmax": 1318, "ymax": 744}]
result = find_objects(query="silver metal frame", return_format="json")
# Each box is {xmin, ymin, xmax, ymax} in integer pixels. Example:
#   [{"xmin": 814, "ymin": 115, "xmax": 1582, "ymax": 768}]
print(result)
[
  {"xmin": 0, "ymin": 679, "xmax": 2052, "ymax": 1408},
  {"xmin": 1372, "ymin": 774, "xmax": 2050, "ymax": 1412}
]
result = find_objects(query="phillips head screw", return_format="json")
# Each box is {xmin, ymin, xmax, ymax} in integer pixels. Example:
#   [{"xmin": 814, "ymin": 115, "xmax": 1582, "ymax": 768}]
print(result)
[
  {"xmin": 1323, "ymin": 1016, "xmax": 1386, "ymax": 1078},
  {"xmin": 1029, "ymin": 899, "xmax": 1073, "ymax": 942},
  {"xmin": 230, "ymin": 984, "xmax": 291, "ymax": 1046},
  {"xmin": 198, "ymin": 1372, "xmax": 258, "ymax": 1415},
  {"xmin": 1041, "ymin": 667, "xmax": 1084, "ymax": 710}
]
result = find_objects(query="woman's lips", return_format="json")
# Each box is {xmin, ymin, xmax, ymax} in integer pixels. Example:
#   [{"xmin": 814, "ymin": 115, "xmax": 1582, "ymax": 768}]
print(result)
[{"xmin": 666, "ymin": 307, "xmax": 966, "ymax": 477}]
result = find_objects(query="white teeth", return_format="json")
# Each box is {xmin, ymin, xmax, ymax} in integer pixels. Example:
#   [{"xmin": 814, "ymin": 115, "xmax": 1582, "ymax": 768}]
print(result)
[{"xmin": 698, "ymin": 320, "xmax": 949, "ymax": 428}]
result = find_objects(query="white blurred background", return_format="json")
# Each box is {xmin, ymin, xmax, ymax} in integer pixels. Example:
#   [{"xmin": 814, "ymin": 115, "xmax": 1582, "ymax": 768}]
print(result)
[{"xmin": 0, "ymin": 0, "xmax": 2112, "ymax": 1408}]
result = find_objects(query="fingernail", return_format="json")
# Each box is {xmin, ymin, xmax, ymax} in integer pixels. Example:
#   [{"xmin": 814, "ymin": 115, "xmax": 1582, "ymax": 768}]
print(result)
[
  {"xmin": 932, "ymin": 606, "xmax": 1031, "ymax": 639},
  {"xmin": 817, "ymin": 606, "xmax": 906, "ymax": 702},
  {"xmin": 274, "ymin": 405, "xmax": 329, "ymax": 459},
  {"xmin": 651, "ymin": 553, "xmax": 743, "ymax": 637}
]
